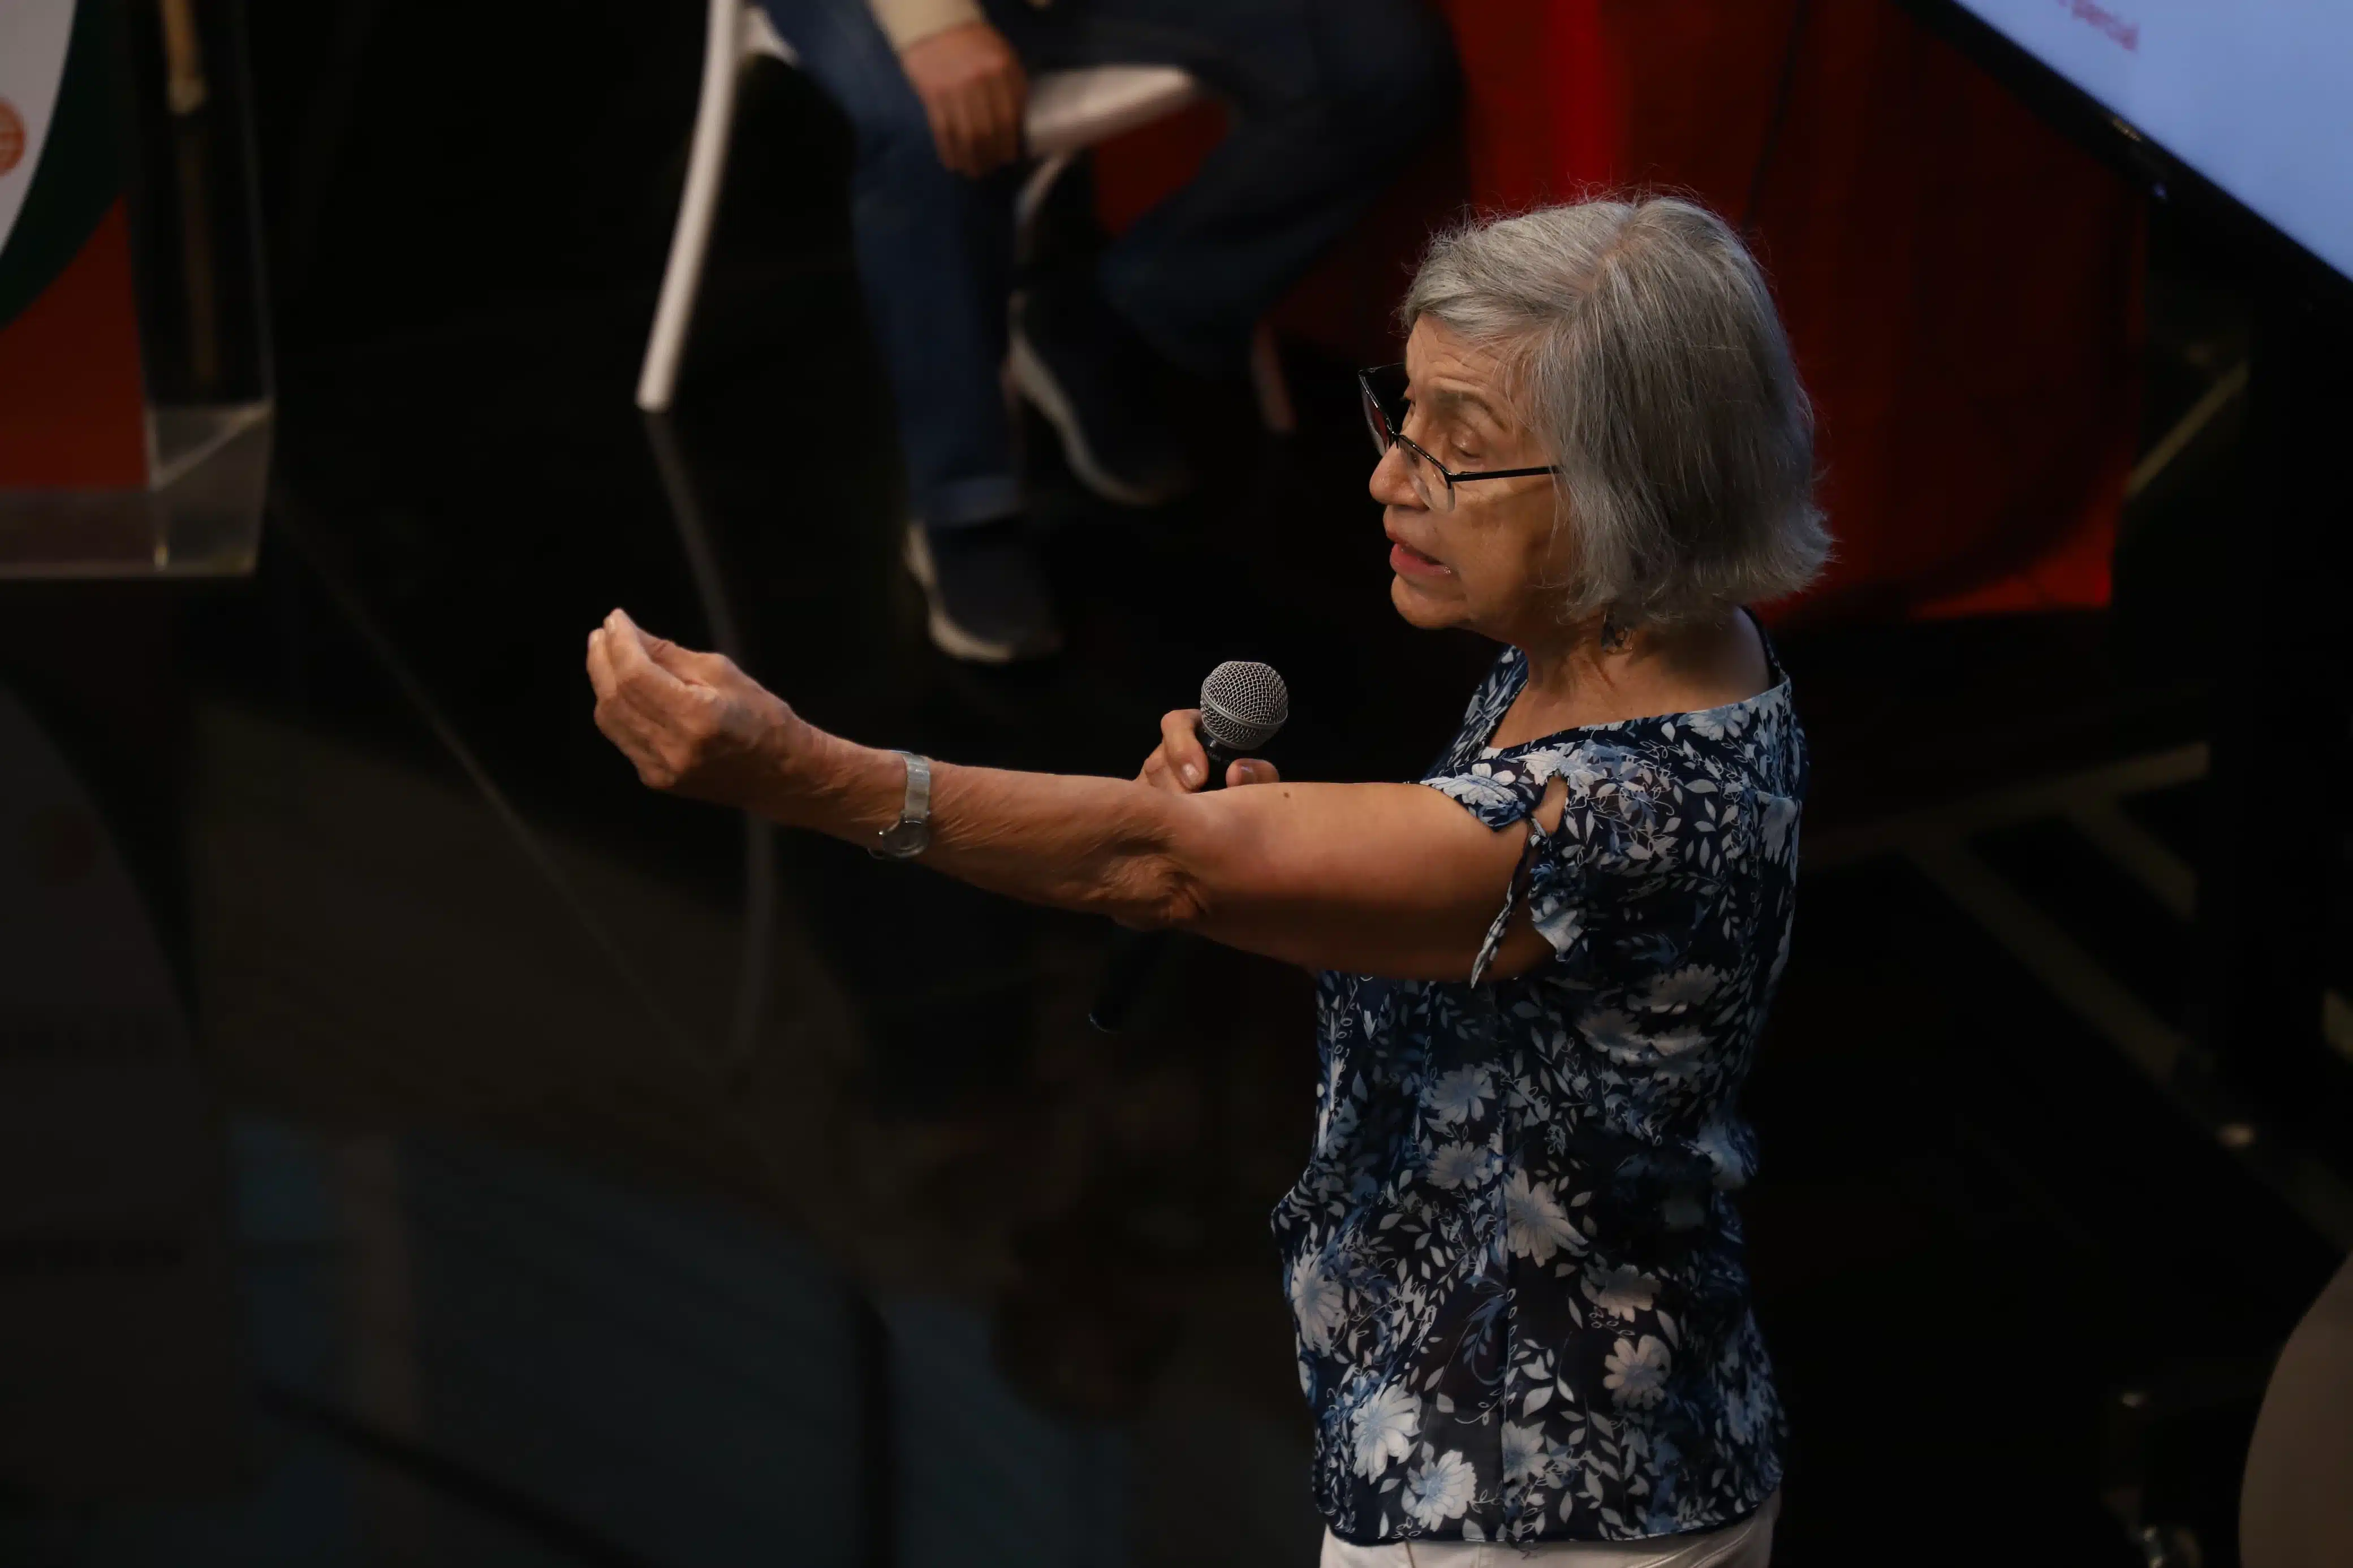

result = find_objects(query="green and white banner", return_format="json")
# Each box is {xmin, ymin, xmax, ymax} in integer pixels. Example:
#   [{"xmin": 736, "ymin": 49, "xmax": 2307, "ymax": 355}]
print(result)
[{"xmin": 0, "ymin": 0, "xmax": 122, "ymax": 335}]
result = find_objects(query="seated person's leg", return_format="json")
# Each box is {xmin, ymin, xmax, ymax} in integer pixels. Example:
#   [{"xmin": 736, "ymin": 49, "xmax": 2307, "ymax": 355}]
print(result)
[
  {"xmin": 1002, "ymin": 0, "xmax": 1458, "ymax": 380},
  {"xmin": 1006, "ymin": 239, "xmax": 1196, "ymax": 512},
  {"xmin": 757, "ymin": 0, "xmax": 1055, "ymax": 662}
]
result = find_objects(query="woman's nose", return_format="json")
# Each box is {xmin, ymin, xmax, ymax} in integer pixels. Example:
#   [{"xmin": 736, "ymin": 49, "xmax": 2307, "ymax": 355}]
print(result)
[{"xmin": 1368, "ymin": 442, "xmax": 1423, "ymax": 509}]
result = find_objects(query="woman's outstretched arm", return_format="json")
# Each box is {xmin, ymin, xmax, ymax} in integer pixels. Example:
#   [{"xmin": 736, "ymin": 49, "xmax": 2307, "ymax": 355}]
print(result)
[{"xmin": 586, "ymin": 611, "xmax": 1554, "ymax": 981}]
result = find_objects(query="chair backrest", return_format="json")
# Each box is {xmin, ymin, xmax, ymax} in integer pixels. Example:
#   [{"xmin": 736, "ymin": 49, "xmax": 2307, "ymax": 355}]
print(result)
[{"xmin": 1024, "ymin": 66, "xmax": 1200, "ymax": 158}]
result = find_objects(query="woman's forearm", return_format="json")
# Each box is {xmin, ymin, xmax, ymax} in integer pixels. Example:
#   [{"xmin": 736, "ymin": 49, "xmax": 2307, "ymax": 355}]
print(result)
[
  {"xmin": 762, "ymin": 725, "xmax": 1205, "ymax": 928},
  {"xmin": 581, "ymin": 614, "xmax": 1524, "ymax": 975},
  {"xmin": 588, "ymin": 610, "xmax": 1244, "ymax": 934},
  {"xmin": 753, "ymin": 719, "xmax": 1540, "ymax": 980}
]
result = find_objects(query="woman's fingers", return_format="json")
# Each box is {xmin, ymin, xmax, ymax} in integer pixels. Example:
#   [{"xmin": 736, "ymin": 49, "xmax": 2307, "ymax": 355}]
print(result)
[
  {"xmin": 589, "ymin": 611, "xmax": 800, "ymax": 805},
  {"xmin": 588, "ymin": 629, "xmax": 656, "ymax": 747},
  {"xmin": 601, "ymin": 611, "xmax": 695, "ymax": 702},
  {"xmin": 1139, "ymin": 746, "xmax": 1279, "ymax": 793},
  {"xmin": 1140, "ymin": 714, "xmax": 1278, "ymax": 792},
  {"xmin": 637, "ymin": 627, "xmax": 735, "ymax": 687},
  {"xmin": 1158, "ymin": 709, "xmax": 1210, "ymax": 789},
  {"xmin": 589, "ymin": 634, "xmax": 663, "ymax": 769},
  {"xmin": 585, "ymin": 626, "xmax": 619, "ymax": 701},
  {"xmin": 589, "ymin": 615, "xmax": 700, "ymax": 787}
]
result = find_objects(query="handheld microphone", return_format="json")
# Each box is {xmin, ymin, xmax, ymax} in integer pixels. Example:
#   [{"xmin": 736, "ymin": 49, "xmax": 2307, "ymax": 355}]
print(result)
[{"xmin": 1089, "ymin": 660, "xmax": 1289, "ymax": 1034}]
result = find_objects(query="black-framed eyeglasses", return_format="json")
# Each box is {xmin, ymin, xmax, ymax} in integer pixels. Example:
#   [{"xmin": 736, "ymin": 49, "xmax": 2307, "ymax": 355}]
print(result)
[{"xmin": 1358, "ymin": 363, "xmax": 1558, "ymax": 513}]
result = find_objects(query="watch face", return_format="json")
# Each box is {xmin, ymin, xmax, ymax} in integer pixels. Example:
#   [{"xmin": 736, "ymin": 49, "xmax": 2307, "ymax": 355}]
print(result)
[{"xmin": 876, "ymin": 820, "xmax": 930, "ymax": 858}]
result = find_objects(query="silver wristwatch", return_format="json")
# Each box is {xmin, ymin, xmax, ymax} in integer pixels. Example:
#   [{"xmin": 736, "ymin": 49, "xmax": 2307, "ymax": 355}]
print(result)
[{"xmin": 870, "ymin": 751, "xmax": 933, "ymax": 860}]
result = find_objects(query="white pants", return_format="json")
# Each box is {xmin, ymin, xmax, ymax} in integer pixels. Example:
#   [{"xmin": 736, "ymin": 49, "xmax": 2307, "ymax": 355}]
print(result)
[{"xmin": 1320, "ymin": 1491, "xmax": 1778, "ymax": 1568}]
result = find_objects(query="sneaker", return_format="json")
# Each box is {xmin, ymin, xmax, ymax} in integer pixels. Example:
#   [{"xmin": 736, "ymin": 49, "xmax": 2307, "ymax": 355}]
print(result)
[
  {"xmin": 904, "ymin": 520, "xmax": 1062, "ymax": 664},
  {"xmin": 1008, "ymin": 281, "xmax": 1192, "ymax": 509}
]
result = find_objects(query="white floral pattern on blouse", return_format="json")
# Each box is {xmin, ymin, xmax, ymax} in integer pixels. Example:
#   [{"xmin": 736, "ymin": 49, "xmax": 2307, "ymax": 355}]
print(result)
[{"xmin": 1274, "ymin": 640, "xmax": 1802, "ymax": 1547}]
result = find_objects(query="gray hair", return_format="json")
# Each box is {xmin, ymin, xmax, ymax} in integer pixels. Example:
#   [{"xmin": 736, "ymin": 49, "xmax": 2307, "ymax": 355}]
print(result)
[{"xmin": 1402, "ymin": 197, "xmax": 1829, "ymax": 626}]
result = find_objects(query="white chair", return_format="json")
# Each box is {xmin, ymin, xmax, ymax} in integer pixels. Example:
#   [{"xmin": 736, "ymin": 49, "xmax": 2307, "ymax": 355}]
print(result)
[{"xmin": 636, "ymin": 0, "xmax": 1293, "ymax": 431}]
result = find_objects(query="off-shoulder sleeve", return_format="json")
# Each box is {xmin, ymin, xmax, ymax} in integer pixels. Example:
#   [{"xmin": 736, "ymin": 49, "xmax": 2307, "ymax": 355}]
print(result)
[{"xmin": 1419, "ymin": 740, "xmax": 1687, "ymax": 983}]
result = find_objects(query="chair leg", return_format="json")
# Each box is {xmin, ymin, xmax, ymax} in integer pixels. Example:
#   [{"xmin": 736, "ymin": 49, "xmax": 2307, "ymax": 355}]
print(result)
[
  {"xmin": 1014, "ymin": 150, "xmax": 1076, "ymax": 267},
  {"xmin": 1250, "ymin": 321, "xmax": 1296, "ymax": 435},
  {"xmin": 637, "ymin": 0, "xmax": 748, "ymax": 413}
]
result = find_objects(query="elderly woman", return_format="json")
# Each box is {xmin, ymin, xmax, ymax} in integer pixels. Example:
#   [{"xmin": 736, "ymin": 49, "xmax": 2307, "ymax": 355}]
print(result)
[{"xmin": 588, "ymin": 196, "xmax": 1827, "ymax": 1563}]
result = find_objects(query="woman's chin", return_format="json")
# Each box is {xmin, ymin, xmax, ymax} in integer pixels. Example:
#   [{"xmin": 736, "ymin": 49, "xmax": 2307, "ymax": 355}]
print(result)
[{"xmin": 1390, "ymin": 573, "xmax": 1464, "ymax": 628}]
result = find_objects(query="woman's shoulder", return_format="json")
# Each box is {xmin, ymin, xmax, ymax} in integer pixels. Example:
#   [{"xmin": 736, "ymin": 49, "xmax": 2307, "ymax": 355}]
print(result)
[
  {"xmin": 1428, "ymin": 640, "xmax": 1804, "ymax": 825},
  {"xmin": 1478, "ymin": 684, "xmax": 1804, "ymax": 863},
  {"xmin": 1489, "ymin": 672, "xmax": 1799, "ymax": 779},
  {"xmin": 1422, "ymin": 727, "xmax": 1705, "ymax": 839}
]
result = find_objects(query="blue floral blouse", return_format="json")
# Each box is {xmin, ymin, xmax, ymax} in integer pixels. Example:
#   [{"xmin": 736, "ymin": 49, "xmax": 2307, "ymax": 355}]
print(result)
[{"xmin": 1272, "ymin": 638, "xmax": 1803, "ymax": 1547}]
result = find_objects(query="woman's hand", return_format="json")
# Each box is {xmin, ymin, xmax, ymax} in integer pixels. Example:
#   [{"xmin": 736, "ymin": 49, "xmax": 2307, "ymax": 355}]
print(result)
[
  {"xmin": 899, "ymin": 21, "xmax": 1027, "ymax": 176},
  {"xmin": 586, "ymin": 610, "xmax": 802, "ymax": 809},
  {"xmin": 1137, "ymin": 709, "xmax": 1279, "ymax": 794}
]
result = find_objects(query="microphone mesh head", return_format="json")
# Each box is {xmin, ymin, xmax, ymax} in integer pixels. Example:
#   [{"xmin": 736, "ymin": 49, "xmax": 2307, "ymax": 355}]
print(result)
[{"xmin": 1198, "ymin": 660, "xmax": 1289, "ymax": 752}]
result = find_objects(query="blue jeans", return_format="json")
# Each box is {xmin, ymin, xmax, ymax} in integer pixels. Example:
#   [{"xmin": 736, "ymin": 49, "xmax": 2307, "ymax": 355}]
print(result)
[{"xmin": 756, "ymin": 0, "xmax": 1458, "ymax": 526}]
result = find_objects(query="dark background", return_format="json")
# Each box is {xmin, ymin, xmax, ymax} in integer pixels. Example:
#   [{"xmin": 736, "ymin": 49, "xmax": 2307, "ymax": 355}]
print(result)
[{"xmin": 1, "ymin": 3, "xmax": 2346, "ymax": 1565}]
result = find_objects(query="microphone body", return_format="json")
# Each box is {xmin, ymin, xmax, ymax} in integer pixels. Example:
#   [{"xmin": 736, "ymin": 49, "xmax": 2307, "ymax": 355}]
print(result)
[
  {"xmin": 1089, "ymin": 661, "xmax": 1288, "ymax": 1034},
  {"xmin": 1088, "ymin": 725, "xmax": 1237, "ymax": 1034}
]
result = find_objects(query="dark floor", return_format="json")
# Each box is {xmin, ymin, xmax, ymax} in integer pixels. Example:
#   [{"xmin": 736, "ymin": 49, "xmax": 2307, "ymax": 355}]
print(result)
[{"xmin": 3, "ymin": 9, "xmax": 2349, "ymax": 1566}]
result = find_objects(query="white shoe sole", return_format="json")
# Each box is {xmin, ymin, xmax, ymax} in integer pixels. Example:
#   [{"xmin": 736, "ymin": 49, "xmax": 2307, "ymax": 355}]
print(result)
[
  {"xmin": 1006, "ymin": 318, "xmax": 1183, "ymax": 509},
  {"xmin": 903, "ymin": 526, "xmax": 1060, "ymax": 664}
]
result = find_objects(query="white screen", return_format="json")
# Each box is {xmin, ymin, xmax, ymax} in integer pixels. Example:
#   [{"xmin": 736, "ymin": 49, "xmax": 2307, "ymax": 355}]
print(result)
[{"xmin": 1953, "ymin": 1, "xmax": 2353, "ymax": 281}]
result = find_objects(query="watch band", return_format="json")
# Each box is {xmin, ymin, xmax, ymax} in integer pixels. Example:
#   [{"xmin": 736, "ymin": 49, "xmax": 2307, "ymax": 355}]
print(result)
[
  {"xmin": 870, "ymin": 750, "xmax": 933, "ymax": 860},
  {"xmin": 899, "ymin": 750, "xmax": 932, "ymax": 825}
]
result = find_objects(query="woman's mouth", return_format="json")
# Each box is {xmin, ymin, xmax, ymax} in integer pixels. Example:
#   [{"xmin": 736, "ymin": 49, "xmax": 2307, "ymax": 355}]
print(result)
[{"xmin": 1388, "ymin": 538, "xmax": 1451, "ymax": 579}]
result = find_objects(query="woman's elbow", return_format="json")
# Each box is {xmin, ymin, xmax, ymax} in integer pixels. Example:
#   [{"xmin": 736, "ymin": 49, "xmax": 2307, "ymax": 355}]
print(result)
[{"xmin": 1107, "ymin": 853, "xmax": 1213, "ymax": 932}]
